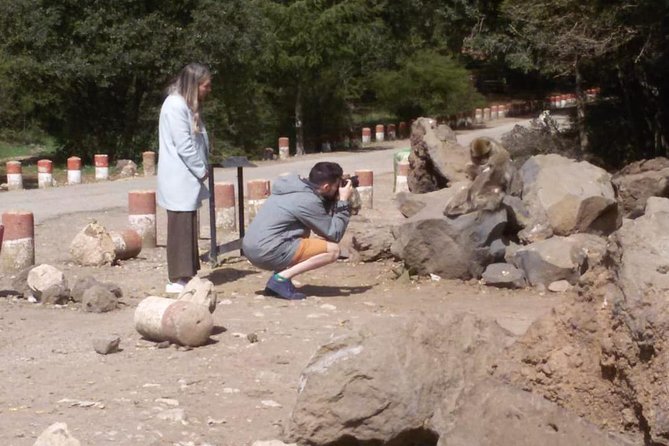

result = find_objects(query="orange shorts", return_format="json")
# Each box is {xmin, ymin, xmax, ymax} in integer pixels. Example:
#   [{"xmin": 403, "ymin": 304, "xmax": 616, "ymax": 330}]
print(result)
[{"xmin": 291, "ymin": 238, "xmax": 328, "ymax": 264}]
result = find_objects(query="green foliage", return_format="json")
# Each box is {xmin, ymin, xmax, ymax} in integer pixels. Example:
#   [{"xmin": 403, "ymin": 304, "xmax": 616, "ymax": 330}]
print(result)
[{"xmin": 373, "ymin": 50, "xmax": 485, "ymax": 120}]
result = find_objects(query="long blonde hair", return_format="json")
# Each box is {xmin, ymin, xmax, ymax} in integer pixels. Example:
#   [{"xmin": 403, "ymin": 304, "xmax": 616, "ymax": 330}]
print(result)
[{"xmin": 169, "ymin": 63, "xmax": 211, "ymax": 133}]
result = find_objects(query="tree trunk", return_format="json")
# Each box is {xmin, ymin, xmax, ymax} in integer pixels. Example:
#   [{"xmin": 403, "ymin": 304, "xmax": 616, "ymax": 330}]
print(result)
[
  {"xmin": 295, "ymin": 85, "xmax": 305, "ymax": 156},
  {"xmin": 574, "ymin": 58, "xmax": 589, "ymax": 154}
]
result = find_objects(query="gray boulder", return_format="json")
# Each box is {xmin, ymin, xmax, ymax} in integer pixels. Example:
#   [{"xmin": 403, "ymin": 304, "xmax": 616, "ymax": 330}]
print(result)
[
  {"xmin": 511, "ymin": 237, "xmax": 586, "ymax": 287},
  {"xmin": 350, "ymin": 224, "xmax": 394, "ymax": 262},
  {"xmin": 521, "ymin": 154, "xmax": 621, "ymax": 236},
  {"xmin": 395, "ymin": 182, "xmax": 469, "ymax": 218},
  {"xmin": 71, "ymin": 276, "xmax": 122, "ymax": 303},
  {"xmin": 41, "ymin": 283, "xmax": 71, "ymax": 305},
  {"xmin": 82, "ymin": 285, "xmax": 118, "ymax": 313},
  {"xmin": 116, "ymin": 159, "xmax": 138, "ymax": 178},
  {"xmin": 481, "ymin": 263, "xmax": 526, "ymax": 289},
  {"xmin": 287, "ymin": 313, "xmax": 514, "ymax": 445},
  {"xmin": 613, "ymin": 157, "xmax": 669, "ymax": 217}
]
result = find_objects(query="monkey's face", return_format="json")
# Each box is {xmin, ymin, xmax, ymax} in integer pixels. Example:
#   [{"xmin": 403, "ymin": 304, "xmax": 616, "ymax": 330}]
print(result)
[{"xmin": 470, "ymin": 152, "xmax": 490, "ymax": 166}]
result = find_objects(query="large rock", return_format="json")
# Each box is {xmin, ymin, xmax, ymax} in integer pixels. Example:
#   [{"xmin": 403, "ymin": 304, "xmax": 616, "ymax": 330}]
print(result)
[
  {"xmin": 33, "ymin": 422, "xmax": 81, "ymax": 446},
  {"xmin": 395, "ymin": 182, "xmax": 469, "ymax": 218},
  {"xmin": 71, "ymin": 276, "xmax": 122, "ymax": 303},
  {"xmin": 81, "ymin": 285, "xmax": 118, "ymax": 313},
  {"xmin": 407, "ymin": 117, "xmax": 469, "ymax": 193},
  {"xmin": 116, "ymin": 159, "xmax": 137, "ymax": 178},
  {"xmin": 27, "ymin": 264, "xmax": 68, "ymax": 302},
  {"xmin": 520, "ymin": 154, "xmax": 621, "ymax": 235},
  {"xmin": 350, "ymin": 224, "xmax": 394, "ymax": 262},
  {"xmin": 613, "ymin": 157, "xmax": 669, "ymax": 217},
  {"xmin": 178, "ymin": 276, "xmax": 217, "ymax": 313},
  {"xmin": 69, "ymin": 221, "xmax": 116, "ymax": 266},
  {"xmin": 510, "ymin": 237, "xmax": 586, "ymax": 287},
  {"xmin": 287, "ymin": 313, "xmax": 514, "ymax": 445},
  {"xmin": 481, "ymin": 263, "xmax": 526, "ymax": 289},
  {"xmin": 392, "ymin": 206, "xmax": 507, "ymax": 279}
]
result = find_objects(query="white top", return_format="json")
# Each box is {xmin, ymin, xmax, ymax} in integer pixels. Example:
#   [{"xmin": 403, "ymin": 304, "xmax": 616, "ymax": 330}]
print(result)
[{"xmin": 157, "ymin": 94, "xmax": 210, "ymax": 211}]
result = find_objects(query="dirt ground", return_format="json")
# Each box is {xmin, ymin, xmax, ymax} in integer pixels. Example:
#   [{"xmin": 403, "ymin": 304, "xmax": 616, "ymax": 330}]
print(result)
[{"xmin": 0, "ymin": 170, "xmax": 566, "ymax": 446}]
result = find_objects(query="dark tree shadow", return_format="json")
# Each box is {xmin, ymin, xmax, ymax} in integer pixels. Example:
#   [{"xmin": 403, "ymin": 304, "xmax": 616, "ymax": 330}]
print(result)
[{"xmin": 204, "ymin": 267, "xmax": 256, "ymax": 285}]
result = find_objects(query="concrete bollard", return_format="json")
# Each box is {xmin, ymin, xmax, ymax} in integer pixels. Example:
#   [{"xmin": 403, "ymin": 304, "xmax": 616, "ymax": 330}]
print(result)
[
  {"xmin": 375, "ymin": 124, "xmax": 385, "ymax": 142},
  {"xmin": 278, "ymin": 137, "xmax": 290, "ymax": 160},
  {"xmin": 559, "ymin": 95, "xmax": 567, "ymax": 109},
  {"xmin": 246, "ymin": 179, "xmax": 270, "ymax": 225},
  {"xmin": 128, "ymin": 190, "xmax": 157, "ymax": 248},
  {"xmin": 110, "ymin": 228, "xmax": 142, "ymax": 260},
  {"xmin": 395, "ymin": 161, "xmax": 409, "ymax": 193},
  {"xmin": 94, "ymin": 154, "xmax": 109, "ymax": 181},
  {"xmin": 387, "ymin": 124, "xmax": 396, "ymax": 140},
  {"xmin": 143, "ymin": 151, "xmax": 156, "ymax": 176},
  {"xmin": 6, "ymin": 161, "xmax": 23, "ymax": 191},
  {"xmin": 362, "ymin": 127, "xmax": 371, "ymax": 145},
  {"xmin": 134, "ymin": 296, "xmax": 213, "ymax": 347},
  {"xmin": 483, "ymin": 107, "xmax": 491, "ymax": 121},
  {"xmin": 67, "ymin": 156, "xmax": 82, "ymax": 185},
  {"xmin": 398, "ymin": 122, "xmax": 407, "ymax": 139},
  {"xmin": 475, "ymin": 108, "xmax": 483, "ymax": 124},
  {"xmin": 37, "ymin": 159, "xmax": 54, "ymax": 188},
  {"xmin": 499, "ymin": 105, "xmax": 506, "ymax": 119},
  {"xmin": 491, "ymin": 105, "xmax": 499, "ymax": 120},
  {"xmin": 0, "ymin": 211, "xmax": 34, "ymax": 273},
  {"xmin": 214, "ymin": 182, "xmax": 236, "ymax": 234},
  {"xmin": 355, "ymin": 169, "xmax": 373, "ymax": 209}
]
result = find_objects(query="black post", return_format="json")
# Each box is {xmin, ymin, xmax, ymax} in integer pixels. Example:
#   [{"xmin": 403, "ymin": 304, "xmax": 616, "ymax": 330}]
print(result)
[
  {"xmin": 207, "ymin": 163, "xmax": 217, "ymax": 266},
  {"xmin": 237, "ymin": 166, "xmax": 245, "ymax": 256}
]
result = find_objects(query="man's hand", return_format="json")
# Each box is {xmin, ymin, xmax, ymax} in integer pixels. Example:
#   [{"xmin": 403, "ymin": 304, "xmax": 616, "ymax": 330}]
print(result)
[{"xmin": 338, "ymin": 180, "xmax": 353, "ymax": 202}]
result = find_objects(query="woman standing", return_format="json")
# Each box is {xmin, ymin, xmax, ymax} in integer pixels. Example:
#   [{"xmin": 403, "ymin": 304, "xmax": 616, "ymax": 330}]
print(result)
[{"xmin": 157, "ymin": 63, "xmax": 212, "ymax": 293}]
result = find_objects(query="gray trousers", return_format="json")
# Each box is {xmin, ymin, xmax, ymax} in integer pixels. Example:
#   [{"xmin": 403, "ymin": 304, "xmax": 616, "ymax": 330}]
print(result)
[{"xmin": 166, "ymin": 210, "xmax": 200, "ymax": 282}]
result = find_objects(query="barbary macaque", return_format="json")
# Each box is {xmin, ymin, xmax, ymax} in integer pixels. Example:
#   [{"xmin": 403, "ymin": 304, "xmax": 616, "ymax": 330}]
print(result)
[{"xmin": 445, "ymin": 137, "xmax": 516, "ymax": 216}]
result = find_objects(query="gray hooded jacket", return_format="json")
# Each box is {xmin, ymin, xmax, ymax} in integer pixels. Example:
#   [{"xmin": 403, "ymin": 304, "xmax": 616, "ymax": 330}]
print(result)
[{"xmin": 242, "ymin": 174, "xmax": 350, "ymax": 271}]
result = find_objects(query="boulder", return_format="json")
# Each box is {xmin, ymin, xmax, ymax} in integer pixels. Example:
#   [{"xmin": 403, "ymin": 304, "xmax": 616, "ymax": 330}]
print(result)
[
  {"xmin": 27, "ymin": 264, "xmax": 68, "ymax": 302},
  {"xmin": 565, "ymin": 233, "xmax": 608, "ymax": 269},
  {"xmin": 69, "ymin": 221, "xmax": 116, "ymax": 266},
  {"xmin": 71, "ymin": 276, "xmax": 122, "ymax": 303},
  {"xmin": 510, "ymin": 237, "xmax": 586, "ymax": 287},
  {"xmin": 116, "ymin": 159, "xmax": 137, "ymax": 178},
  {"xmin": 520, "ymin": 154, "xmax": 621, "ymax": 235},
  {"xmin": 33, "ymin": 422, "xmax": 81, "ymax": 446},
  {"xmin": 81, "ymin": 285, "xmax": 118, "ymax": 313},
  {"xmin": 287, "ymin": 313, "xmax": 514, "ymax": 445},
  {"xmin": 407, "ymin": 117, "xmax": 469, "ymax": 193},
  {"xmin": 613, "ymin": 157, "xmax": 669, "ymax": 217},
  {"xmin": 350, "ymin": 224, "xmax": 394, "ymax": 262},
  {"xmin": 41, "ymin": 283, "xmax": 71, "ymax": 305},
  {"xmin": 481, "ymin": 263, "xmax": 526, "ymax": 289},
  {"xmin": 645, "ymin": 195, "xmax": 669, "ymax": 215},
  {"xmin": 178, "ymin": 276, "xmax": 217, "ymax": 313},
  {"xmin": 391, "ymin": 207, "xmax": 507, "ymax": 279},
  {"xmin": 395, "ymin": 182, "xmax": 470, "ymax": 218}
]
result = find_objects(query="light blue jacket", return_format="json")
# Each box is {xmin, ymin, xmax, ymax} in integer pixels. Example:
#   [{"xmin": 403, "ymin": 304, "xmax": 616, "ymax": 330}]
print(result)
[
  {"xmin": 242, "ymin": 174, "xmax": 350, "ymax": 271},
  {"xmin": 157, "ymin": 94, "xmax": 210, "ymax": 211}
]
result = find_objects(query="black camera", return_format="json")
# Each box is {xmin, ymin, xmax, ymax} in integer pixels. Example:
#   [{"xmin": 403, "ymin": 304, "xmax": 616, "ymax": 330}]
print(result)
[{"xmin": 341, "ymin": 175, "xmax": 359, "ymax": 188}]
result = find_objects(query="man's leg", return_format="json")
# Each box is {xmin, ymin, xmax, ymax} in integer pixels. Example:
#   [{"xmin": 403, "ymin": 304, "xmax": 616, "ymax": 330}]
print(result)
[{"xmin": 278, "ymin": 241, "xmax": 339, "ymax": 279}]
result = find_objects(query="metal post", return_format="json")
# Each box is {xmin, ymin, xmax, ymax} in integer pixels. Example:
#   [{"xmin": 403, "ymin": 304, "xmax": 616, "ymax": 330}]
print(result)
[
  {"xmin": 207, "ymin": 163, "xmax": 217, "ymax": 266},
  {"xmin": 237, "ymin": 166, "xmax": 245, "ymax": 256}
]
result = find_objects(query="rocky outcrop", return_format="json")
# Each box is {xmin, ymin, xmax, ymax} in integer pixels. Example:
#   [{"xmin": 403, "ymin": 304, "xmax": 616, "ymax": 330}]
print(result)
[{"xmin": 613, "ymin": 157, "xmax": 669, "ymax": 217}]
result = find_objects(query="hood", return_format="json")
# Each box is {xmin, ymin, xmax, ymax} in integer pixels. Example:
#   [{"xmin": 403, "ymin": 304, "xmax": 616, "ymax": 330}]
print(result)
[{"xmin": 271, "ymin": 174, "xmax": 316, "ymax": 196}]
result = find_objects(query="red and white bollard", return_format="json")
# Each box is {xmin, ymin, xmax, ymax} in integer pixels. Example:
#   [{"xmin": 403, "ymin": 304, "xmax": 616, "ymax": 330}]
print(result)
[
  {"xmin": 355, "ymin": 170, "xmax": 373, "ymax": 209},
  {"xmin": 0, "ymin": 211, "xmax": 34, "ymax": 273},
  {"xmin": 362, "ymin": 127, "xmax": 371, "ymax": 145},
  {"xmin": 6, "ymin": 161, "xmax": 23, "ymax": 191},
  {"xmin": 110, "ymin": 228, "xmax": 143, "ymax": 260},
  {"xmin": 246, "ymin": 179, "xmax": 270, "ymax": 225},
  {"xmin": 143, "ymin": 151, "xmax": 156, "ymax": 176},
  {"xmin": 67, "ymin": 157, "xmax": 82, "ymax": 185},
  {"xmin": 559, "ymin": 95, "xmax": 567, "ymax": 108},
  {"xmin": 395, "ymin": 161, "xmax": 409, "ymax": 193},
  {"xmin": 499, "ymin": 105, "xmax": 506, "ymax": 118},
  {"xmin": 134, "ymin": 296, "xmax": 213, "ymax": 347},
  {"xmin": 491, "ymin": 105, "xmax": 499, "ymax": 120},
  {"xmin": 474, "ymin": 108, "xmax": 483, "ymax": 124},
  {"xmin": 214, "ymin": 182, "xmax": 236, "ymax": 234},
  {"xmin": 483, "ymin": 107, "xmax": 491, "ymax": 121},
  {"xmin": 278, "ymin": 137, "xmax": 290, "ymax": 160},
  {"xmin": 375, "ymin": 124, "xmax": 385, "ymax": 142},
  {"xmin": 387, "ymin": 124, "xmax": 396, "ymax": 140},
  {"xmin": 37, "ymin": 159, "xmax": 53, "ymax": 188},
  {"xmin": 128, "ymin": 190, "xmax": 157, "ymax": 248},
  {"xmin": 398, "ymin": 122, "xmax": 407, "ymax": 139},
  {"xmin": 94, "ymin": 154, "xmax": 109, "ymax": 181}
]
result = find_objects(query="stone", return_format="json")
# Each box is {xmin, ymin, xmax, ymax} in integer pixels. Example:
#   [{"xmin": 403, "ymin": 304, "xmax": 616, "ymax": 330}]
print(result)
[
  {"xmin": 116, "ymin": 159, "xmax": 137, "ymax": 178},
  {"xmin": 27, "ymin": 264, "xmax": 68, "ymax": 302},
  {"xmin": 392, "ymin": 207, "xmax": 507, "ymax": 279},
  {"xmin": 69, "ymin": 221, "xmax": 116, "ymax": 266},
  {"xmin": 395, "ymin": 182, "xmax": 469, "ymax": 218},
  {"xmin": 82, "ymin": 285, "xmax": 118, "ymax": 313},
  {"xmin": 156, "ymin": 408, "xmax": 187, "ymax": 423},
  {"xmin": 481, "ymin": 263, "xmax": 526, "ymax": 289},
  {"xmin": 613, "ymin": 157, "xmax": 669, "ymax": 217},
  {"xmin": 41, "ymin": 283, "xmax": 71, "ymax": 305},
  {"xmin": 350, "ymin": 224, "xmax": 394, "ymax": 262},
  {"xmin": 548, "ymin": 279, "xmax": 571, "ymax": 292},
  {"xmin": 178, "ymin": 276, "xmax": 217, "ymax": 313},
  {"xmin": 645, "ymin": 196, "xmax": 669, "ymax": 215},
  {"xmin": 565, "ymin": 233, "xmax": 608, "ymax": 269},
  {"xmin": 501, "ymin": 195, "xmax": 531, "ymax": 232},
  {"xmin": 71, "ymin": 276, "xmax": 122, "ymax": 303},
  {"xmin": 93, "ymin": 336, "xmax": 121, "ymax": 355},
  {"xmin": 407, "ymin": 117, "xmax": 470, "ymax": 193},
  {"xmin": 520, "ymin": 154, "xmax": 621, "ymax": 235},
  {"xmin": 511, "ymin": 237, "xmax": 586, "ymax": 287},
  {"xmin": 33, "ymin": 422, "xmax": 81, "ymax": 446},
  {"xmin": 287, "ymin": 313, "xmax": 514, "ymax": 445}
]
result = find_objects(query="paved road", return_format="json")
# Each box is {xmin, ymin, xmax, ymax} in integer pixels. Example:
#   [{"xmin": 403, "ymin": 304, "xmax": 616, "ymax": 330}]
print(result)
[{"xmin": 0, "ymin": 118, "xmax": 532, "ymax": 223}]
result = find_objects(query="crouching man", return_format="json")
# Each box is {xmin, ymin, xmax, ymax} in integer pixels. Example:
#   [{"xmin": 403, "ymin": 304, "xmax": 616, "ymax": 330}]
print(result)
[{"xmin": 242, "ymin": 162, "xmax": 354, "ymax": 300}]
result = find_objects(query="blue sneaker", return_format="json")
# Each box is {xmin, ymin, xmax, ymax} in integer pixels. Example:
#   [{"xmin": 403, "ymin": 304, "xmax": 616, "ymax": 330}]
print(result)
[{"xmin": 265, "ymin": 275, "xmax": 306, "ymax": 300}]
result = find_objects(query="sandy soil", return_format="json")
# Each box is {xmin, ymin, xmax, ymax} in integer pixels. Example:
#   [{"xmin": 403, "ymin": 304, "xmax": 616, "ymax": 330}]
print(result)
[{"xmin": 0, "ymin": 168, "xmax": 567, "ymax": 446}]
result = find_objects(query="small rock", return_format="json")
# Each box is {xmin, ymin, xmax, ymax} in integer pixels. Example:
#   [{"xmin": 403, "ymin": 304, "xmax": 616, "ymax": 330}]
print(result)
[
  {"xmin": 82, "ymin": 285, "xmax": 118, "ymax": 313},
  {"xmin": 261, "ymin": 399, "xmax": 282, "ymax": 408},
  {"xmin": 548, "ymin": 280, "xmax": 572, "ymax": 293},
  {"xmin": 156, "ymin": 408, "xmax": 187, "ymax": 424},
  {"xmin": 41, "ymin": 283, "xmax": 71, "ymax": 305},
  {"xmin": 93, "ymin": 336, "xmax": 121, "ymax": 355},
  {"xmin": 156, "ymin": 341, "xmax": 171, "ymax": 349},
  {"xmin": 207, "ymin": 417, "xmax": 227, "ymax": 425},
  {"xmin": 155, "ymin": 398, "xmax": 179, "ymax": 407},
  {"xmin": 247, "ymin": 333, "xmax": 259, "ymax": 343},
  {"xmin": 320, "ymin": 304, "xmax": 336, "ymax": 311},
  {"xmin": 33, "ymin": 422, "xmax": 81, "ymax": 446},
  {"xmin": 482, "ymin": 263, "xmax": 526, "ymax": 289}
]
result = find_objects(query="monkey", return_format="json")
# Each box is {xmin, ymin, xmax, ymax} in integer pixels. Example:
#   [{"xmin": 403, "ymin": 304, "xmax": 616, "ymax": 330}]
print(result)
[{"xmin": 444, "ymin": 137, "xmax": 517, "ymax": 216}]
